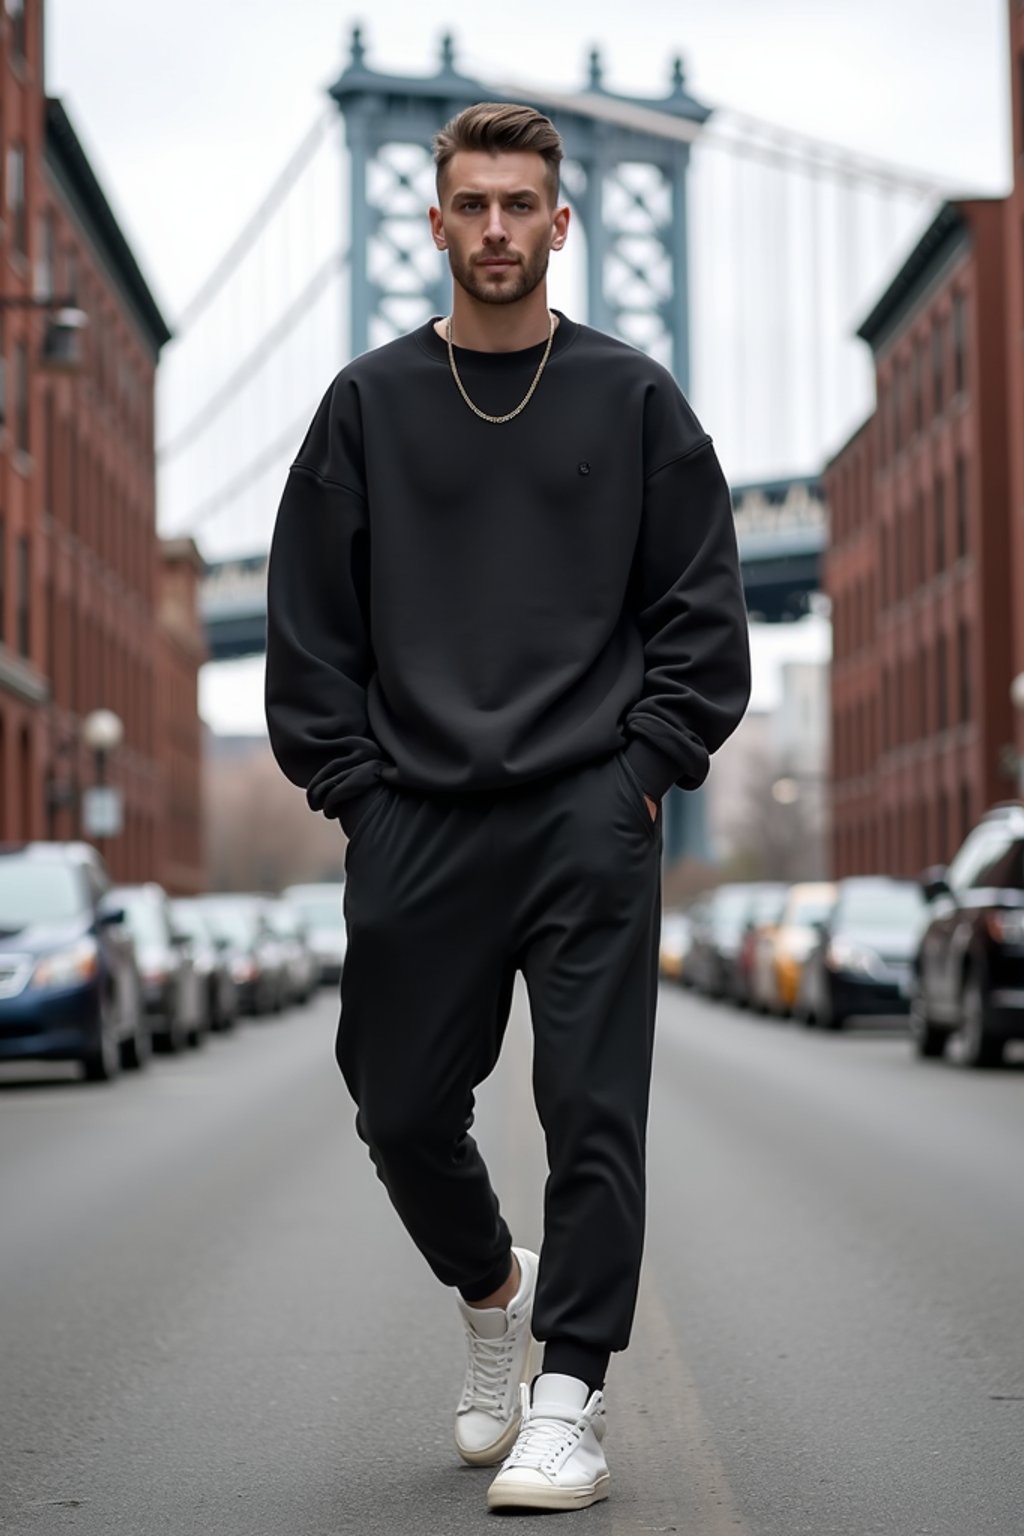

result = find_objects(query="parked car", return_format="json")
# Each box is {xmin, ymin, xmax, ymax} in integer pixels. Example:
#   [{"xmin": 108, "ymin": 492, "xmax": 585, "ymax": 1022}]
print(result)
[
  {"xmin": 265, "ymin": 898, "xmax": 317, "ymax": 1005},
  {"xmin": 732, "ymin": 883, "xmax": 789, "ymax": 1007},
  {"xmin": 168, "ymin": 897, "xmax": 238, "ymax": 1032},
  {"xmin": 111, "ymin": 884, "xmax": 207, "ymax": 1051},
  {"xmin": 0, "ymin": 841, "xmax": 145, "ymax": 1081},
  {"xmin": 687, "ymin": 884, "xmax": 761, "ymax": 998},
  {"xmin": 910, "ymin": 803, "xmax": 1024, "ymax": 1067},
  {"xmin": 197, "ymin": 895, "xmax": 284, "ymax": 1015},
  {"xmin": 796, "ymin": 877, "xmax": 926, "ymax": 1030},
  {"xmin": 281, "ymin": 882, "xmax": 347, "ymax": 984},
  {"xmin": 659, "ymin": 909, "xmax": 692, "ymax": 984},
  {"xmin": 750, "ymin": 881, "xmax": 837, "ymax": 1016}
]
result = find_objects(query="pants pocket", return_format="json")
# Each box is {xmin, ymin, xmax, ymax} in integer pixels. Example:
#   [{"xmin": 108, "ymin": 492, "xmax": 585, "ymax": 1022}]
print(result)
[{"xmin": 614, "ymin": 753, "xmax": 660, "ymax": 839}]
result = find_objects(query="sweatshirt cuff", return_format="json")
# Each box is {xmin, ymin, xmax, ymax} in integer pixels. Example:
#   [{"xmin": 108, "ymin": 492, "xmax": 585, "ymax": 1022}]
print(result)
[{"xmin": 622, "ymin": 737, "xmax": 682, "ymax": 803}]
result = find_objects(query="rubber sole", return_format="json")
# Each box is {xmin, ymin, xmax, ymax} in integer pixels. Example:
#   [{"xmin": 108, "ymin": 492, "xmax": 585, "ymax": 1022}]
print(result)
[
  {"xmin": 455, "ymin": 1334, "xmax": 544, "ymax": 1468},
  {"xmin": 487, "ymin": 1470, "xmax": 611, "ymax": 1511}
]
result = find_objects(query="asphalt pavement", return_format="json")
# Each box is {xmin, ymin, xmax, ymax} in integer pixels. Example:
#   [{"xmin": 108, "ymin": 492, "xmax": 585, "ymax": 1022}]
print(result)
[{"xmin": 2, "ymin": 981, "xmax": 1022, "ymax": 1535}]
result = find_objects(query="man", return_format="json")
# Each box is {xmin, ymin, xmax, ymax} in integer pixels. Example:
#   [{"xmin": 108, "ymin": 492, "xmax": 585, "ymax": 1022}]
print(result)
[{"xmin": 265, "ymin": 101, "xmax": 750, "ymax": 1513}]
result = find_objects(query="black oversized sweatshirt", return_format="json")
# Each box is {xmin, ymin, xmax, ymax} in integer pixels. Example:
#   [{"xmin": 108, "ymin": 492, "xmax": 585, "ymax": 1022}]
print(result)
[{"xmin": 265, "ymin": 311, "xmax": 751, "ymax": 835}]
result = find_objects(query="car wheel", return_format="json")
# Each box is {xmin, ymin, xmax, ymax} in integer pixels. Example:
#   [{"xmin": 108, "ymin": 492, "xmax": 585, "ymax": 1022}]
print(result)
[
  {"xmin": 954, "ymin": 972, "xmax": 1004, "ymax": 1069},
  {"xmin": 819, "ymin": 990, "xmax": 846, "ymax": 1032},
  {"xmin": 121, "ymin": 1013, "xmax": 152, "ymax": 1071},
  {"xmin": 909, "ymin": 989, "xmax": 947, "ymax": 1059},
  {"xmin": 160, "ymin": 1007, "xmax": 188, "ymax": 1054},
  {"xmin": 82, "ymin": 995, "xmax": 121, "ymax": 1083}
]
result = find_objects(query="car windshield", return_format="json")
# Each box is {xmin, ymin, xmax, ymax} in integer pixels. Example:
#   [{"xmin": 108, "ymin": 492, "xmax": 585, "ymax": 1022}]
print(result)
[
  {"xmin": 839, "ymin": 886, "xmax": 924, "ymax": 929},
  {"xmin": 267, "ymin": 906, "xmax": 299, "ymax": 936},
  {"xmin": 288, "ymin": 894, "xmax": 343, "ymax": 929},
  {"xmin": 0, "ymin": 858, "xmax": 85, "ymax": 926},
  {"xmin": 788, "ymin": 894, "xmax": 834, "ymax": 926},
  {"xmin": 115, "ymin": 893, "xmax": 168, "ymax": 947},
  {"xmin": 202, "ymin": 902, "xmax": 258, "ymax": 947},
  {"xmin": 751, "ymin": 888, "xmax": 787, "ymax": 924},
  {"xmin": 169, "ymin": 902, "xmax": 209, "ymax": 942},
  {"xmin": 711, "ymin": 887, "xmax": 753, "ymax": 926}
]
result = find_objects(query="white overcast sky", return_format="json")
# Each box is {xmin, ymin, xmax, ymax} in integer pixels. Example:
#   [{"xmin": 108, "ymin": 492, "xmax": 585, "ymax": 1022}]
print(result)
[{"xmin": 46, "ymin": 1, "xmax": 1013, "ymax": 732}]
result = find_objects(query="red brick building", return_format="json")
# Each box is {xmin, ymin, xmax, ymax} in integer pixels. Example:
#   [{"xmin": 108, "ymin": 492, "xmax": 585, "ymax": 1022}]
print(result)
[
  {"xmin": 826, "ymin": 198, "xmax": 1017, "ymax": 877},
  {"xmin": 0, "ymin": 2, "xmax": 206, "ymax": 892},
  {"xmin": 157, "ymin": 539, "xmax": 206, "ymax": 893},
  {"xmin": 1008, "ymin": 2, "xmax": 1024, "ymax": 776}
]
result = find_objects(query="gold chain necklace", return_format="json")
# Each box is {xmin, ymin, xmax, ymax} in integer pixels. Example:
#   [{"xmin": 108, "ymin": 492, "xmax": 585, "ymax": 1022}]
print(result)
[{"xmin": 445, "ymin": 311, "xmax": 555, "ymax": 425}]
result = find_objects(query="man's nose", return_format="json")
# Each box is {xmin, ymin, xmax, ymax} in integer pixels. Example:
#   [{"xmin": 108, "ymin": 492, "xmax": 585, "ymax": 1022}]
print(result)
[{"xmin": 483, "ymin": 205, "xmax": 509, "ymax": 244}]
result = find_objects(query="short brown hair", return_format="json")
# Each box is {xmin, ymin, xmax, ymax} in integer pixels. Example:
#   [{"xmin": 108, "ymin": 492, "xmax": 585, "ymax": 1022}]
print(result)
[{"xmin": 433, "ymin": 102, "xmax": 564, "ymax": 204}]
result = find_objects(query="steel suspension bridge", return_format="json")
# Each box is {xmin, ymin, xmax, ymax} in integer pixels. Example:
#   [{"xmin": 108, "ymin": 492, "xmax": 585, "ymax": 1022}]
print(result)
[{"xmin": 160, "ymin": 27, "xmax": 950, "ymax": 857}]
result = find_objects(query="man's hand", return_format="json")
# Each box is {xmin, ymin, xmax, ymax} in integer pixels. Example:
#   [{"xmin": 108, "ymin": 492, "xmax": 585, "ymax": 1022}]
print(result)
[{"xmin": 643, "ymin": 793, "xmax": 658, "ymax": 822}]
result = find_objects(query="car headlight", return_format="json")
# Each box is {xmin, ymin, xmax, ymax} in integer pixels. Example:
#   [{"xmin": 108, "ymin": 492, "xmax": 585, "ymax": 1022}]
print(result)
[
  {"xmin": 32, "ymin": 939, "xmax": 100, "ymax": 990},
  {"xmin": 826, "ymin": 938, "xmax": 880, "ymax": 977},
  {"xmin": 985, "ymin": 911, "xmax": 1024, "ymax": 945}
]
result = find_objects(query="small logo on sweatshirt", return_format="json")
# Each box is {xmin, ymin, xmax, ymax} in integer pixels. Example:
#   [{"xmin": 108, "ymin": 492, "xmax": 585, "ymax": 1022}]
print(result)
[{"xmin": 577, "ymin": 461, "xmax": 591, "ymax": 476}]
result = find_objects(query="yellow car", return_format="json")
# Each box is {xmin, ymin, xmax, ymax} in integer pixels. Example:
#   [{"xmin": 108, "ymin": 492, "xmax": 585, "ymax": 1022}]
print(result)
[
  {"xmin": 659, "ymin": 910, "xmax": 692, "ymax": 984},
  {"xmin": 767, "ymin": 883, "xmax": 837, "ymax": 1015}
]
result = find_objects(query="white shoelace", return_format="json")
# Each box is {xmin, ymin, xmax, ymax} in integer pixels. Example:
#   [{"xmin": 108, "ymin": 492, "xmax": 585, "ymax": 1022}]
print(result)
[
  {"xmin": 506, "ymin": 1390, "xmax": 586, "ymax": 1472},
  {"xmin": 460, "ymin": 1330, "xmax": 516, "ymax": 1416}
]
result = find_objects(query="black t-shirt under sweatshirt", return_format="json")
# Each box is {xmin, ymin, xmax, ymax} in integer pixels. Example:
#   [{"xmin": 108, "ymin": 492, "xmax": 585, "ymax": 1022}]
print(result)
[{"xmin": 265, "ymin": 311, "xmax": 751, "ymax": 834}]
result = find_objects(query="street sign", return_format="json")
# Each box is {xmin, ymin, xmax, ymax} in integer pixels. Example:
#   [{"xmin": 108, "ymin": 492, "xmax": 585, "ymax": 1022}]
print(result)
[{"xmin": 82, "ymin": 786, "xmax": 123, "ymax": 838}]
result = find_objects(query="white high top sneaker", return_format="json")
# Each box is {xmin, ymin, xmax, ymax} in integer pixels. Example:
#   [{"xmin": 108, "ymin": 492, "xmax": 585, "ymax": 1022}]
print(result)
[
  {"xmin": 454, "ymin": 1246, "xmax": 543, "ymax": 1467},
  {"xmin": 487, "ymin": 1373, "xmax": 610, "ymax": 1511}
]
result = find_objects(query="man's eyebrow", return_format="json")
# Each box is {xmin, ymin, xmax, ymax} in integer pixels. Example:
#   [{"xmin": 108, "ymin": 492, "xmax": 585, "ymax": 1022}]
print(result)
[{"xmin": 450, "ymin": 188, "xmax": 540, "ymax": 200}]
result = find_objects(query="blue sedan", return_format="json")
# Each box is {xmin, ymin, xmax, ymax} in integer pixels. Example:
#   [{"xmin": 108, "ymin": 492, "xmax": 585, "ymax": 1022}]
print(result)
[{"xmin": 0, "ymin": 842, "xmax": 145, "ymax": 1082}]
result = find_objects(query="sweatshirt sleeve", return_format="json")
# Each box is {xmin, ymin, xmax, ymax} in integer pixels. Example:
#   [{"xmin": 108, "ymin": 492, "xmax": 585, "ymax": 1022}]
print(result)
[
  {"xmin": 264, "ymin": 375, "xmax": 385, "ymax": 828},
  {"xmin": 622, "ymin": 396, "xmax": 751, "ymax": 802}
]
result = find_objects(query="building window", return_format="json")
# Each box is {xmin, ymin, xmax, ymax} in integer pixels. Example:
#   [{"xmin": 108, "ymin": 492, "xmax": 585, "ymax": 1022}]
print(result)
[
  {"xmin": 958, "ymin": 621, "xmax": 971, "ymax": 724},
  {"xmin": 937, "ymin": 632, "xmax": 948, "ymax": 730},
  {"xmin": 36, "ymin": 210, "xmax": 56, "ymax": 299},
  {"xmin": 13, "ymin": 339, "xmax": 29, "ymax": 451},
  {"xmin": 936, "ymin": 790, "xmax": 947, "ymax": 859},
  {"xmin": 14, "ymin": 341, "xmax": 29, "ymax": 454},
  {"xmin": 6, "ymin": 143, "xmax": 27, "ymax": 258},
  {"xmin": 960, "ymin": 781, "xmax": 972, "ymax": 840},
  {"xmin": 892, "ymin": 365, "xmax": 903, "ymax": 454},
  {"xmin": 15, "ymin": 534, "xmax": 29, "ymax": 658},
  {"xmin": 916, "ymin": 490, "xmax": 927, "ymax": 586},
  {"xmin": 0, "ymin": 512, "xmax": 5, "ymax": 645},
  {"xmin": 955, "ymin": 454, "xmax": 969, "ymax": 559},
  {"xmin": 912, "ymin": 341, "xmax": 924, "ymax": 434},
  {"xmin": 931, "ymin": 317, "xmax": 945, "ymax": 416},
  {"xmin": 43, "ymin": 390, "xmax": 54, "ymax": 514},
  {"xmin": 5, "ymin": 0, "xmax": 26, "ymax": 58},
  {"xmin": 934, "ymin": 473, "xmax": 946, "ymax": 574},
  {"xmin": 952, "ymin": 292, "xmax": 967, "ymax": 398}
]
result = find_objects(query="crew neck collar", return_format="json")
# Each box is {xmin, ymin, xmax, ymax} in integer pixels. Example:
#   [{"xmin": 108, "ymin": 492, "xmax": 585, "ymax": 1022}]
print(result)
[{"xmin": 415, "ymin": 309, "xmax": 579, "ymax": 366}]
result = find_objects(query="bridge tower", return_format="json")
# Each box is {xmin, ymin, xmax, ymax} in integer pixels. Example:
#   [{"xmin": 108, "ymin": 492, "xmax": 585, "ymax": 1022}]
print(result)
[{"xmin": 328, "ymin": 29, "xmax": 714, "ymax": 863}]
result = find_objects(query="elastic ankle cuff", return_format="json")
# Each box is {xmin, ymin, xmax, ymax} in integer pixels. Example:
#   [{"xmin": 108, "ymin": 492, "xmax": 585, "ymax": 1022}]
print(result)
[
  {"xmin": 458, "ymin": 1251, "xmax": 514, "ymax": 1304},
  {"xmin": 541, "ymin": 1341, "xmax": 610, "ymax": 1393}
]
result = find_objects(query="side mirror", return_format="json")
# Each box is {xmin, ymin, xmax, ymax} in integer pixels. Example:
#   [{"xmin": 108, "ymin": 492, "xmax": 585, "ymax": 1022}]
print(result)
[
  {"xmin": 919, "ymin": 865, "xmax": 950, "ymax": 903},
  {"xmin": 97, "ymin": 905, "xmax": 125, "ymax": 927}
]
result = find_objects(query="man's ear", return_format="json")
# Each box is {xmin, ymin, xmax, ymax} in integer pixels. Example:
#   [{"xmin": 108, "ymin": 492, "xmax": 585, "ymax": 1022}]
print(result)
[
  {"xmin": 550, "ymin": 203, "xmax": 571, "ymax": 252},
  {"xmin": 429, "ymin": 206, "xmax": 447, "ymax": 251}
]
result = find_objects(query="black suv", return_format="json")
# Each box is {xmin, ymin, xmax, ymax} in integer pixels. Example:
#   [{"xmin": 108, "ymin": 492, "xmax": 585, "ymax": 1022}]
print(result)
[{"xmin": 911, "ymin": 803, "xmax": 1024, "ymax": 1067}]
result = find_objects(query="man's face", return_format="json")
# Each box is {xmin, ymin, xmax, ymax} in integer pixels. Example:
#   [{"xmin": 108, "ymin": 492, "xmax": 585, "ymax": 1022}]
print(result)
[{"xmin": 429, "ymin": 150, "xmax": 569, "ymax": 306}]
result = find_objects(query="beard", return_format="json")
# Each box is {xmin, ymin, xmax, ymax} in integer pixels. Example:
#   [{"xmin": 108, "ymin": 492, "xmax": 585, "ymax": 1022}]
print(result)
[{"xmin": 447, "ymin": 243, "xmax": 550, "ymax": 306}]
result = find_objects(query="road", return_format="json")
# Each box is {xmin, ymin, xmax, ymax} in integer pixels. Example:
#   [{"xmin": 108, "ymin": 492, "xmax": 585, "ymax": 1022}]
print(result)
[{"xmin": 2, "ymin": 982, "xmax": 1022, "ymax": 1535}]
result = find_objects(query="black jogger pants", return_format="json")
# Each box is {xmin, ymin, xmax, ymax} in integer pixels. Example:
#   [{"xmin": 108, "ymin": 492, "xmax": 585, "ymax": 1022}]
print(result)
[{"xmin": 336, "ymin": 748, "xmax": 663, "ymax": 1386}]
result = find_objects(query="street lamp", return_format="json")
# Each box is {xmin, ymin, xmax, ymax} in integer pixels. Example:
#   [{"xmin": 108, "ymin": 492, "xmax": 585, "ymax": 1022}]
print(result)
[
  {"xmin": 82, "ymin": 709, "xmax": 124, "ymax": 865},
  {"xmin": 0, "ymin": 294, "xmax": 88, "ymax": 371}
]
